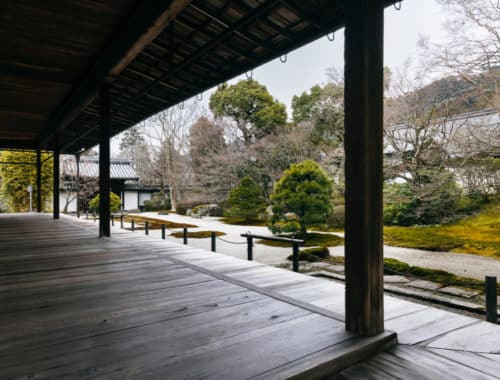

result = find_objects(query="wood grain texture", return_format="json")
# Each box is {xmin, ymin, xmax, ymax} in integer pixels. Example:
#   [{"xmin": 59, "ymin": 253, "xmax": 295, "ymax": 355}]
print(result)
[{"xmin": 0, "ymin": 214, "xmax": 394, "ymax": 379}]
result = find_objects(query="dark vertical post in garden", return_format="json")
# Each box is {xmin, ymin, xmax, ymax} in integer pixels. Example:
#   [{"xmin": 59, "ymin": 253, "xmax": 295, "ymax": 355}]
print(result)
[
  {"xmin": 183, "ymin": 227, "xmax": 188, "ymax": 245},
  {"xmin": 99, "ymin": 83, "xmax": 111, "ymax": 237},
  {"xmin": 145, "ymin": 221, "xmax": 149, "ymax": 235},
  {"xmin": 36, "ymin": 148, "xmax": 42, "ymax": 212},
  {"xmin": 131, "ymin": 219, "xmax": 135, "ymax": 231},
  {"xmin": 52, "ymin": 136, "xmax": 60, "ymax": 219},
  {"xmin": 344, "ymin": 0, "xmax": 385, "ymax": 336},
  {"xmin": 111, "ymin": 215, "xmax": 114, "ymax": 226},
  {"xmin": 292, "ymin": 242, "xmax": 300, "ymax": 272},
  {"xmin": 247, "ymin": 236, "xmax": 253, "ymax": 261},
  {"xmin": 120, "ymin": 215, "xmax": 124, "ymax": 229},
  {"xmin": 211, "ymin": 232, "xmax": 216, "ymax": 252},
  {"xmin": 486, "ymin": 276, "xmax": 498, "ymax": 324},
  {"xmin": 162, "ymin": 224, "xmax": 166, "ymax": 239},
  {"xmin": 76, "ymin": 153, "xmax": 80, "ymax": 218}
]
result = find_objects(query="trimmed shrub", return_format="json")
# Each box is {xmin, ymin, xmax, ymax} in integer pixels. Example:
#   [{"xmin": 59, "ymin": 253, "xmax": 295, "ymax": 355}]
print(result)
[
  {"xmin": 89, "ymin": 192, "xmax": 121, "ymax": 213},
  {"xmin": 287, "ymin": 246, "xmax": 330, "ymax": 262}
]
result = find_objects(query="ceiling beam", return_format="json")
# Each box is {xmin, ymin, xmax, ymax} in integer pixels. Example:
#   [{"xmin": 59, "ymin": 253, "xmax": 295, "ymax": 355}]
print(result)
[{"xmin": 37, "ymin": 0, "xmax": 191, "ymax": 148}]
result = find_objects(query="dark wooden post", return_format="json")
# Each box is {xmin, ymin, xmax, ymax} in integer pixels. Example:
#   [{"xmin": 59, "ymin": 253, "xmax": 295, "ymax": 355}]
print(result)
[
  {"xmin": 52, "ymin": 136, "xmax": 60, "ymax": 219},
  {"xmin": 131, "ymin": 219, "xmax": 135, "ymax": 231},
  {"xmin": 36, "ymin": 149, "xmax": 42, "ymax": 212},
  {"xmin": 211, "ymin": 231, "xmax": 216, "ymax": 252},
  {"xmin": 99, "ymin": 83, "xmax": 111, "ymax": 237},
  {"xmin": 120, "ymin": 215, "xmax": 124, "ymax": 229},
  {"xmin": 486, "ymin": 276, "xmax": 498, "ymax": 324},
  {"xmin": 161, "ymin": 224, "xmax": 166, "ymax": 239},
  {"xmin": 292, "ymin": 242, "xmax": 299, "ymax": 272},
  {"xmin": 344, "ymin": 0, "xmax": 385, "ymax": 336},
  {"xmin": 76, "ymin": 153, "xmax": 80, "ymax": 218},
  {"xmin": 183, "ymin": 227, "xmax": 188, "ymax": 245},
  {"xmin": 247, "ymin": 236, "xmax": 253, "ymax": 261},
  {"xmin": 111, "ymin": 215, "xmax": 114, "ymax": 227},
  {"xmin": 145, "ymin": 221, "xmax": 149, "ymax": 235}
]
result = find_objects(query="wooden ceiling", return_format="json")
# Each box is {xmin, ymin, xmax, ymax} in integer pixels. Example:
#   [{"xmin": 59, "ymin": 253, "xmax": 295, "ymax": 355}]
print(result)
[{"xmin": 0, "ymin": 0, "xmax": 399, "ymax": 153}]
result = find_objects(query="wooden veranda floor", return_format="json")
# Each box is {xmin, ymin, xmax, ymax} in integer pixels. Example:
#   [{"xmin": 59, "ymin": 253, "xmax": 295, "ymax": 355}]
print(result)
[{"xmin": 1, "ymin": 214, "xmax": 499, "ymax": 379}]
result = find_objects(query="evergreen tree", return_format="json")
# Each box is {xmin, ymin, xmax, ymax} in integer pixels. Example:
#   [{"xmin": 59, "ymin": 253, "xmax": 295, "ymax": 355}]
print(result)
[
  {"xmin": 227, "ymin": 176, "xmax": 266, "ymax": 222},
  {"xmin": 271, "ymin": 160, "xmax": 333, "ymax": 236}
]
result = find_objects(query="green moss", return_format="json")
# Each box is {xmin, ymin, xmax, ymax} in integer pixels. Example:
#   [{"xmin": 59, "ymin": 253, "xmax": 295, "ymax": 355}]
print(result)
[
  {"xmin": 170, "ymin": 230, "xmax": 226, "ymax": 238},
  {"xmin": 287, "ymin": 246, "xmax": 330, "ymax": 262},
  {"xmin": 123, "ymin": 215, "xmax": 197, "ymax": 230},
  {"xmin": 257, "ymin": 232, "xmax": 343, "ymax": 248},
  {"xmin": 384, "ymin": 200, "xmax": 500, "ymax": 258},
  {"xmin": 220, "ymin": 217, "xmax": 267, "ymax": 226}
]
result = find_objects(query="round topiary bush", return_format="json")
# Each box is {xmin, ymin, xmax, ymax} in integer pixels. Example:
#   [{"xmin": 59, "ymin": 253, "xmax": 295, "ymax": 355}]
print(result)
[{"xmin": 88, "ymin": 192, "xmax": 121, "ymax": 213}]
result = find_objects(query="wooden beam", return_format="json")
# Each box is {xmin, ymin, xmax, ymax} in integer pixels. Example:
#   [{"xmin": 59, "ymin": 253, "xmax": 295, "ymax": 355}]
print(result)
[
  {"xmin": 53, "ymin": 137, "xmax": 60, "ymax": 219},
  {"xmin": 36, "ymin": 149, "xmax": 42, "ymax": 212},
  {"xmin": 344, "ymin": 0, "xmax": 385, "ymax": 336},
  {"xmin": 76, "ymin": 153, "xmax": 81, "ymax": 218},
  {"xmin": 37, "ymin": 0, "xmax": 191, "ymax": 147},
  {"xmin": 99, "ymin": 84, "xmax": 111, "ymax": 237}
]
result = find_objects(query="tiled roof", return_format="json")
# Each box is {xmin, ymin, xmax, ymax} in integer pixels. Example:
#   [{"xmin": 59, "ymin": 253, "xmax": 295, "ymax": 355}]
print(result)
[{"xmin": 61, "ymin": 156, "xmax": 139, "ymax": 180}]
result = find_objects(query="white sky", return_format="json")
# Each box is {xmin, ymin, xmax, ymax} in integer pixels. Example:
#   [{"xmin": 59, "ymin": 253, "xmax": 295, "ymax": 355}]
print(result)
[{"xmin": 111, "ymin": 0, "xmax": 447, "ymax": 155}]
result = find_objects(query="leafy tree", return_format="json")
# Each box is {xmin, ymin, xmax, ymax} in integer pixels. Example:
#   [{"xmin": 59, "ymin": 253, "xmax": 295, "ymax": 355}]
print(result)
[
  {"xmin": 291, "ymin": 83, "xmax": 344, "ymax": 147},
  {"xmin": 227, "ymin": 176, "xmax": 266, "ymax": 222},
  {"xmin": 209, "ymin": 79, "xmax": 287, "ymax": 144},
  {"xmin": 270, "ymin": 160, "xmax": 333, "ymax": 236},
  {"xmin": 88, "ymin": 192, "xmax": 121, "ymax": 213},
  {"xmin": 0, "ymin": 151, "xmax": 53, "ymax": 212}
]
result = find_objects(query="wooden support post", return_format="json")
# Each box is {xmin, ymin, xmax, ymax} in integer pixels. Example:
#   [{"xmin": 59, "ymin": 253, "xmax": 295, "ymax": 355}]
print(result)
[
  {"xmin": 486, "ymin": 276, "xmax": 498, "ymax": 324},
  {"xmin": 131, "ymin": 219, "xmax": 135, "ymax": 231},
  {"xmin": 111, "ymin": 215, "xmax": 114, "ymax": 227},
  {"xmin": 99, "ymin": 84, "xmax": 111, "ymax": 237},
  {"xmin": 52, "ymin": 137, "xmax": 60, "ymax": 219},
  {"xmin": 247, "ymin": 236, "xmax": 253, "ymax": 261},
  {"xmin": 211, "ymin": 231, "xmax": 216, "ymax": 252},
  {"xmin": 344, "ymin": 0, "xmax": 385, "ymax": 336},
  {"xmin": 120, "ymin": 215, "xmax": 124, "ymax": 229},
  {"xmin": 183, "ymin": 227, "xmax": 188, "ymax": 245},
  {"xmin": 76, "ymin": 153, "xmax": 80, "ymax": 218},
  {"xmin": 162, "ymin": 224, "xmax": 166, "ymax": 239},
  {"xmin": 36, "ymin": 149, "xmax": 42, "ymax": 212},
  {"xmin": 145, "ymin": 221, "xmax": 149, "ymax": 235},
  {"xmin": 292, "ymin": 243, "xmax": 299, "ymax": 272}
]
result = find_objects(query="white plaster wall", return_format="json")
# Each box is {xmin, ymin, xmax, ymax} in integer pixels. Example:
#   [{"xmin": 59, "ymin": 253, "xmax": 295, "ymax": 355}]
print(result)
[
  {"xmin": 124, "ymin": 191, "xmax": 138, "ymax": 210},
  {"xmin": 139, "ymin": 192, "xmax": 151, "ymax": 206},
  {"xmin": 59, "ymin": 191, "xmax": 77, "ymax": 213}
]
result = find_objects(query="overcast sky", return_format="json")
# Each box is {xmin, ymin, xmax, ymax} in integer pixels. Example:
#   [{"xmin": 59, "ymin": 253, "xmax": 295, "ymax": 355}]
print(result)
[
  {"xmin": 209, "ymin": 0, "xmax": 447, "ymax": 113},
  {"xmin": 112, "ymin": 0, "xmax": 448, "ymax": 154}
]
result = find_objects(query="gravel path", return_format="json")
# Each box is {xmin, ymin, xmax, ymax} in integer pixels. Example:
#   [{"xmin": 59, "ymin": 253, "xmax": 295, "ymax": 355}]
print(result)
[{"xmin": 128, "ymin": 213, "xmax": 499, "ymax": 280}]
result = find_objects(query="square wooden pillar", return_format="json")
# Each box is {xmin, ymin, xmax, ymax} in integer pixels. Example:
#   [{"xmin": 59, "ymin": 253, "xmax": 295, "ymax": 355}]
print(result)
[
  {"xmin": 36, "ymin": 148, "xmax": 42, "ymax": 212},
  {"xmin": 99, "ymin": 84, "xmax": 111, "ymax": 237},
  {"xmin": 76, "ymin": 153, "xmax": 81, "ymax": 218},
  {"xmin": 344, "ymin": 0, "xmax": 385, "ymax": 336},
  {"xmin": 53, "ymin": 137, "xmax": 60, "ymax": 219}
]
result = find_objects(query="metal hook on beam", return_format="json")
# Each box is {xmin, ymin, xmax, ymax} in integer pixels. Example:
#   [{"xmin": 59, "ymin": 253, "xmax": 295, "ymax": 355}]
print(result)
[
  {"xmin": 279, "ymin": 54, "xmax": 287, "ymax": 63},
  {"xmin": 394, "ymin": 1, "xmax": 402, "ymax": 10},
  {"xmin": 327, "ymin": 32, "xmax": 335, "ymax": 41},
  {"xmin": 245, "ymin": 70, "xmax": 253, "ymax": 80}
]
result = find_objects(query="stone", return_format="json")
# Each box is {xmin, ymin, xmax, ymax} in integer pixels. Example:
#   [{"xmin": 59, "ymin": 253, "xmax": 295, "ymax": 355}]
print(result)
[
  {"xmin": 408, "ymin": 279, "xmax": 443, "ymax": 291},
  {"xmin": 384, "ymin": 275, "xmax": 411, "ymax": 284},
  {"xmin": 437, "ymin": 286, "xmax": 480, "ymax": 299}
]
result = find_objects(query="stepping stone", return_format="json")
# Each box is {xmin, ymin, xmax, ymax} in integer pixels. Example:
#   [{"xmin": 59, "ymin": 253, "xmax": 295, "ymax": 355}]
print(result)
[
  {"xmin": 437, "ymin": 286, "xmax": 480, "ymax": 299},
  {"xmin": 384, "ymin": 275, "xmax": 411, "ymax": 284},
  {"xmin": 408, "ymin": 280, "xmax": 443, "ymax": 291}
]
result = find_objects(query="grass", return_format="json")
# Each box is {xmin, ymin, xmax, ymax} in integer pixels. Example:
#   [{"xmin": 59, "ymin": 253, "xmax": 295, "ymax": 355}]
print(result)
[
  {"xmin": 383, "ymin": 201, "xmax": 500, "ymax": 258},
  {"xmin": 170, "ymin": 230, "xmax": 226, "ymax": 238},
  {"xmin": 220, "ymin": 217, "xmax": 267, "ymax": 226},
  {"xmin": 122, "ymin": 214, "xmax": 198, "ymax": 229},
  {"xmin": 257, "ymin": 232, "xmax": 344, "ymax": 247}
]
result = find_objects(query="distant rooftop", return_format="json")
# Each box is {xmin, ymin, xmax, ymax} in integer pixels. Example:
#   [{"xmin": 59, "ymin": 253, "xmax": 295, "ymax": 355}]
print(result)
[{"xmin": 61, "ymin": 156, "xmax": 139, "ymax": 180}]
